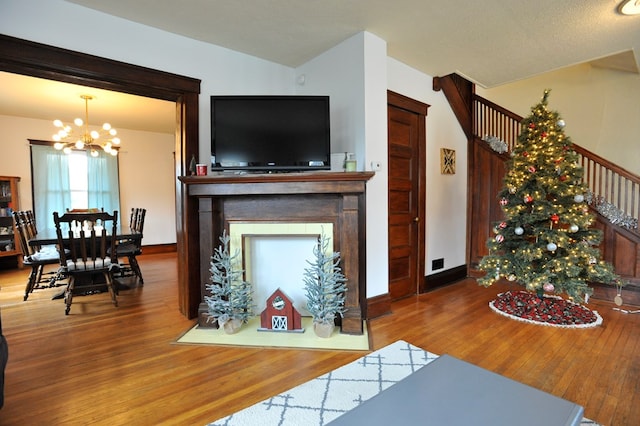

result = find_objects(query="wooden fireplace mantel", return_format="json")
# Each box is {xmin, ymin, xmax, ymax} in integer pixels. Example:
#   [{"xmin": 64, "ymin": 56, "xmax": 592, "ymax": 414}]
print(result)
[{"xmin": 179, "ymin": 171, "xmax": 374, "ymax": 335}]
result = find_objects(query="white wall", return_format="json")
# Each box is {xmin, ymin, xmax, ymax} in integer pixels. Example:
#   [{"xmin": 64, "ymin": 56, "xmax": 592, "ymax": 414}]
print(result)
[
  {"xmin": 477, "ymin": 64, "xmax": 640, "ymax": 176},
  {"xmin": 295, "ymin": 32, "xmax": 391, "ymax": 298},
  {"xmin": 387, "ymin": 58, "xmax": 469, "ymax": 274},
  {"xmin": 2, "ymin": 0, "xmax": 471, "ymax": 300},
  {"xmin": 0, "ymin": 115, "xmax": 176, "ymax": 245}
]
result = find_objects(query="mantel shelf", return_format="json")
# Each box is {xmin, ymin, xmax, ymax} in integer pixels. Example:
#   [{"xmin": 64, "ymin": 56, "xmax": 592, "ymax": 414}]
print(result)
[{"xmin": 179, "ymin": 171, "xmax": 374, "ymax": 185}]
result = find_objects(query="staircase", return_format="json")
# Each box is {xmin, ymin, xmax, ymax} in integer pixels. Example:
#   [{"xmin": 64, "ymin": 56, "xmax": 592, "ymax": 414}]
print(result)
[{"xmin": 434, "ymin": 73, "xmax": 640, "ymax": 304}]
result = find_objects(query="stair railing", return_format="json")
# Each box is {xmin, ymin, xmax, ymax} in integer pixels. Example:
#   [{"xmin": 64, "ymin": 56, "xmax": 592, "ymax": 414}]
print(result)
[{"xmin": 473, "ymin": 94, "xmax": 640, "ymax": 236}]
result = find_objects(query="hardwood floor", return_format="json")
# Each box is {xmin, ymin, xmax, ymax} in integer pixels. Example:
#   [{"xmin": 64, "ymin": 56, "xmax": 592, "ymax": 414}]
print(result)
[{"xmin": 0, "ymin": 252, "xmax": 638, "ymax": 425}]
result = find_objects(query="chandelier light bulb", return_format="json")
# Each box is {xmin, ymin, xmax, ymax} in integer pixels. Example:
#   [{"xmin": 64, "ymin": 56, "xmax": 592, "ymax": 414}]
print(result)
[{"xmin": 51, "ymin": 95, "xmax": 121, "ymax": 156}]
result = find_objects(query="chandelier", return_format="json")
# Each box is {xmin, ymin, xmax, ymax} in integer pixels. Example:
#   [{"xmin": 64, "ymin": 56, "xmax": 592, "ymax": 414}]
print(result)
[{"xmin": 52, "ymin": 94, "xmax": 121, "ymax": 157}]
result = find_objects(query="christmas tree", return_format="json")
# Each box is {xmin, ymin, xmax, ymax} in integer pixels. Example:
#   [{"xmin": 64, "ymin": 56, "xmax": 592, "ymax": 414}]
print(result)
[
  {"xmin": 204, "ymin": 230, "xmax": 254, "ymax": 327},
  {"xmin": 478, "ymin": 90, "xmax": 622, "ymax": 303}
]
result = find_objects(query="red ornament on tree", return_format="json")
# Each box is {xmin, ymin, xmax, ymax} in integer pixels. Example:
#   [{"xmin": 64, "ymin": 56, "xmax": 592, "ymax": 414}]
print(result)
[
  {"xmin": 559, "ymin": 175, "xmax": 567, "ymax": 181},
  {"xmin": 524, "ymin": 195, "xmax": 533, "ymax": 203},
  {"xmin": 529, "ymin": 123, "xmax": 536, "ymax": 129},
  {"xmin": 551, "ymin": 214, "xmax": 559, "ymax": 223},
  {"xmin": 522, "ymin": 151, "xmax": 528, "ymax": 157},
  {"xmin": 528, "ymin": 166, "xmax": 536, "ymax": 173}
]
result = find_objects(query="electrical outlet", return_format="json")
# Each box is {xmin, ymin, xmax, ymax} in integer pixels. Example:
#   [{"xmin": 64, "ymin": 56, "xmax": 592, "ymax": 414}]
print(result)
[
  {"xmin": 371, "ymin": 161, "xmax": 382, "ymax": 171},
  {"xmin": 432, "ymin": 258, "xmax": 444, "ymax": 270}
]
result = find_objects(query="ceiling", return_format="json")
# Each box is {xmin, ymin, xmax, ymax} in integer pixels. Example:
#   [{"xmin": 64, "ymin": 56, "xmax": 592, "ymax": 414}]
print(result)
[{"xmin": 2, "ymin": 0, "xmax": 639, "ymax": 134}]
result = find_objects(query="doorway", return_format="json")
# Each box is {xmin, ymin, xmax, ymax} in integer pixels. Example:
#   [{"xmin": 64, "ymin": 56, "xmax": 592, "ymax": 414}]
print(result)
[
  {"xmin": 387, "ymin": 91, "xmax": 428, "ymax": 300},
  {"xmin": 0, "ymin": 34, "xmax": 201, "ymax": 317}
]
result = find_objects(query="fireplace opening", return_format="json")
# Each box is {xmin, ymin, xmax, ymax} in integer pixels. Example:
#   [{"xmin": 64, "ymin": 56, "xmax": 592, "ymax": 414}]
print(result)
[{"xmin": 229, "ymin": 222, "xmax": 334, "ymax": 317}]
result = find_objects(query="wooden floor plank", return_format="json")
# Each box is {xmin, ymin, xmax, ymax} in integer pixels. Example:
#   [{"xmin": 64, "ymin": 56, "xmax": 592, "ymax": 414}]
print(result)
[{"xmin": 1, "ymin": 253, "xmax": 639, "ymax": 425}]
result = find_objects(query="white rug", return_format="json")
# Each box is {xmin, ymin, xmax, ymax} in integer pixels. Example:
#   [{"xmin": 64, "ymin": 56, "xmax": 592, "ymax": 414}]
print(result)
[{"xmin": 208, "ymin": 340, "xmax": 600, "ymax": 426}]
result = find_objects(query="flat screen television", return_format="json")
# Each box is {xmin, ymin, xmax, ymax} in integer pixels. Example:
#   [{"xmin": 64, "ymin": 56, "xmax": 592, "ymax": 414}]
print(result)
[{"xmin": 211, "ymin": 95, "xmax": 331, "ymax": 172}]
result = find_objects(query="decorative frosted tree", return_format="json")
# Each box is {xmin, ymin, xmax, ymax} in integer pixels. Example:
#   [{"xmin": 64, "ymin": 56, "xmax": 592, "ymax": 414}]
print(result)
[
  {"xmin": 478, "ymin": 90, "xmax": 622, "ymax": 302},
  {"xmin": 204, "ymin": 230, "xmax": 253, "ymax": 333},
  {"xmin": 303, "ymin": 233, "xmax": 347, "ymax": 336}
]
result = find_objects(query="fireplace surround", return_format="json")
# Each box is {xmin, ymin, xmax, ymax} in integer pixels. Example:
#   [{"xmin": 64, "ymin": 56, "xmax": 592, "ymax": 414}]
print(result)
[{"xmin": 180, "ymin": 171, "xmax": 374, "ymax": 334}]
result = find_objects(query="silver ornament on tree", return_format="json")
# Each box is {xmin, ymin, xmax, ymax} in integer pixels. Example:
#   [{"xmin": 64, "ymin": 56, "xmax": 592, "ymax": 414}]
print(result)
[{"xmin": 557, "ymin": 119, "xmax": 565, "ymax": 128}]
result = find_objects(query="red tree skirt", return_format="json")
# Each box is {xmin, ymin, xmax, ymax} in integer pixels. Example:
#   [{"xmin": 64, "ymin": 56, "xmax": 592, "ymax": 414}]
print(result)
[{"xmin": 489, "ymin": 290, "xmax": 603, "ymax": 328}]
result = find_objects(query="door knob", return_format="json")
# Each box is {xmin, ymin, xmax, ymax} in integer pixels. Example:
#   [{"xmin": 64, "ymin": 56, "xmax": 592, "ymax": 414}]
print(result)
[{"xmin": 413, "ymin": 217, "xmax": 420, "ymax": 222}]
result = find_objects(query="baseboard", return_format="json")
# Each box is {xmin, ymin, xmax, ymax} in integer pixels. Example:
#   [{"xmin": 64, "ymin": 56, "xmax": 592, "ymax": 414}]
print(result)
[
  {"xmin": 141, "ymin": 243, "xmax": 177, "ymax": 255},
  {"xmin": 366, "ymin": 293, "xmax": 392, "ymax": 319},
  {"xmin": 424, "ymin": 264, "xmax": 468, "ymax": 291},
  {"xmin": 591, "ymin": 281, "xmax": 640, "ymax": 306}
]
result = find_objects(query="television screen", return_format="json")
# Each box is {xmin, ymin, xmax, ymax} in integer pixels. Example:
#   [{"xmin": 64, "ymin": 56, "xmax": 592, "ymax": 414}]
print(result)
[{"xmin": 211, "ymin": 95, "xmax": 330, "ymax": 172}]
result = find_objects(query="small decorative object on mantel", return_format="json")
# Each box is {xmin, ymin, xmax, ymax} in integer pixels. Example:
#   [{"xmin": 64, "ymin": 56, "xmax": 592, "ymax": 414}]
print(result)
[
  {"xmin": 203, "ymin": 230, "xmax": 254, "ymax": 334},
  {"xmin": 303, "ymin": 232, "xmax": 347, "ymax": 338},
  {"xmin": 259, "ymin": 288, "xmax": 304, "ymax": 332},
  {"xmin": 188, "ymin": 155, "xmax": 197, "ymax": 176}
]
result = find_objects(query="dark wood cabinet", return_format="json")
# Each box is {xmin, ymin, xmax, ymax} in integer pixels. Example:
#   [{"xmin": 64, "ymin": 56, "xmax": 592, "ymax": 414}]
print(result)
[{"xmin": 0, "ymin": 176, "xmax": 21, "ymax": 268}]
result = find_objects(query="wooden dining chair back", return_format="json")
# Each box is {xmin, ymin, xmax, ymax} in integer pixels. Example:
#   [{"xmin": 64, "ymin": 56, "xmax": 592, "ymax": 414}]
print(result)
[
  {"xmin": 53, "ymin": 210, "xmax": 119, "ymax": 315},
  {"xmin": 115, "ymin": 207, "xmax": 146, "ymax": 284},
  {"xmin": 12, "ymin": 211, "xmax": 62, "ymax": 301}
]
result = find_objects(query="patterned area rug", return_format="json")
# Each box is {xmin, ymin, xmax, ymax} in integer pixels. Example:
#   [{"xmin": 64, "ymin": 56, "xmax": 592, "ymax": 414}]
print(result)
[{"xmin": 208, "ymin": 340, "xmax": 600, "ymax": 426}]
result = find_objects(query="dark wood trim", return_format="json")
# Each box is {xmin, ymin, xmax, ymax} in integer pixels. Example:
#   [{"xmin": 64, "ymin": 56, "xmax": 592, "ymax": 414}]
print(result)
[
  {"xmin": 0, "ymin": 34, "xmax": 201, "ymax": 318},
  {"xmin": 387, "ymin": 91, "xmax": 428, "ymax": 295},
  {"xmin": 424, "ymin": 264, "xmax": 468, "ymax": 291},
  {"xmin": 366, "ymin": 293, "xmax": 392, "ymax": 319},
  {"xmin": 387, "ymin": 91, "xmax": 429, "ymax": 115},
  {"xmin": 140, "ymin": 243, "xmax": 177, "ymax": 255}
]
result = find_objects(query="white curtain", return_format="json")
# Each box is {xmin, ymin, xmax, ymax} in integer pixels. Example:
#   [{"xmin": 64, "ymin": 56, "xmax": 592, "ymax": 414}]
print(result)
[
  {"xmin": 31, "ymin": 145, "xmax": 120, "ymax": 229},
  {"xmin": 31, "ymin": 145, "xmax": 71, "ymax": 230},
  {"xmin": 87, "ymin": 153, "xmax": 121, "ymax": 215}
]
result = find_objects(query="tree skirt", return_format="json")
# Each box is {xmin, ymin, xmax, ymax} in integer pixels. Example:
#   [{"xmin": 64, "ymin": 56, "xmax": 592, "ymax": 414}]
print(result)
[{"xmin": 489, "ymin": 291, "xmax": 603, "ymax": 328}]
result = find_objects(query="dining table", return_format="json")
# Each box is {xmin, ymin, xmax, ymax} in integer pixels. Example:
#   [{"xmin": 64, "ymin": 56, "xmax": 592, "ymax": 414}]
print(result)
[
  {"xmin": 27, "ymin": 226, "xmax": 142, "ymax": 299},
  {"xmin": 27, "ymin": 227, "xmax": 141, "ymax": 248}
]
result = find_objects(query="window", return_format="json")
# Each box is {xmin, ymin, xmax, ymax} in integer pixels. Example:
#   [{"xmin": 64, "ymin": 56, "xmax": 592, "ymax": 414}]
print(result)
[
  {"xmin": 68, "ymin": 151, "xmax": 89, "ymax": 209},
  {"xmin": 31, "ymin": 145, "xmax": 120, "ymax": 228}
]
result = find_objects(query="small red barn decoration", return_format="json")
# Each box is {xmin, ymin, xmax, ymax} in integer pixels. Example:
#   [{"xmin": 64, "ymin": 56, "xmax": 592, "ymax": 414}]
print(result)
[{"xmin": 260, "ymin": 288, "xmax": 304, "ymax": 332}]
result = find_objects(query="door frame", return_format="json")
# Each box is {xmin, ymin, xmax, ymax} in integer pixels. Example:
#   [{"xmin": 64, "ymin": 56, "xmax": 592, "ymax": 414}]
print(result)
[
  {"xmin": 0, "ymin": 34, "xmax": 202, "ymax": 318},
  {"xmin": 387, "ymin": 91, "xmax": 428, "ymax": 294}
]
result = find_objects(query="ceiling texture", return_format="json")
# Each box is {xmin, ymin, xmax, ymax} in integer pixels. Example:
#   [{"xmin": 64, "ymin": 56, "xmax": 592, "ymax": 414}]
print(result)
[{"xmin": 2, "ymin": 0, "xmax": 639, "ymax": 134}]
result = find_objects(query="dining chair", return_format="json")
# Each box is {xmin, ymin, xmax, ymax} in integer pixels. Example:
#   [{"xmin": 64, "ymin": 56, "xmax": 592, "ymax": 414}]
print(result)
[
  {"xmin": 12, "ymin": 211, "xmax": 63, "ymax": 301},
  {"xmin": 53, "ymin": 210, "xmax": 119, "ymax": 315},
  {"xmin": 114, "ymin": 207, "xmax": 146, "ymax": 284}
]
